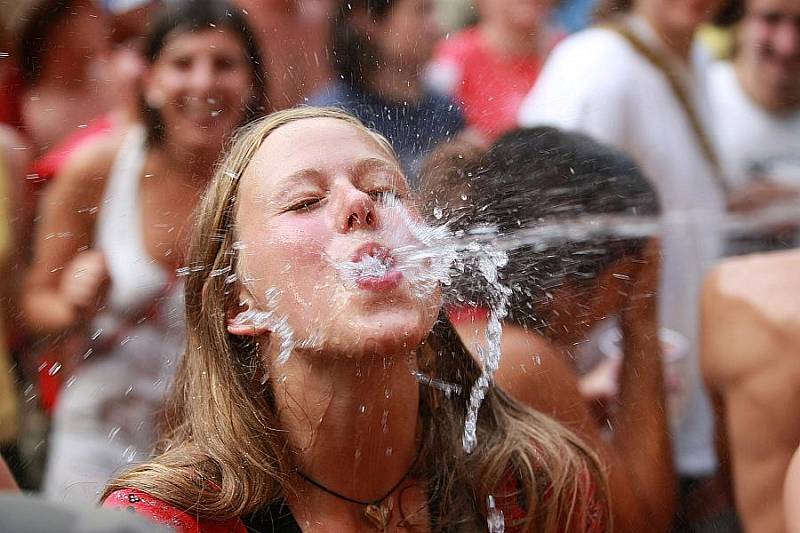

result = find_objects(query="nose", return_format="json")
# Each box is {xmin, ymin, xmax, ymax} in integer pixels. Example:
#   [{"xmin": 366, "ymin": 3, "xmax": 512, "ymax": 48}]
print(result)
[
  {"xmin": 190, "ymin": 59, "xmax": 216, "ymax": 93},
  {"xmin": 336, "ymin": 183, "xmax": 379, "ymax": 233}
]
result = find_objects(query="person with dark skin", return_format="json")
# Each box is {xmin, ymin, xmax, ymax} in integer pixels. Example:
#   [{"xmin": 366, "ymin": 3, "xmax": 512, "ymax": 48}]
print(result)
[{"xmin": 420, "ymin": 127, "xmax": 675, "ymax": 533}]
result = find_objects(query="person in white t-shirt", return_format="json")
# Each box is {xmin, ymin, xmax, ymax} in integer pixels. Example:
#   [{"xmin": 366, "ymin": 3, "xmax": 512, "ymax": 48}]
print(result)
[
  {"xmin": 708, "ymin": 0, "xmax": 800, "ymax": 254},
  {"xmin": 517, "ymin": 0, "xmax": 734, "ymax": 529}
]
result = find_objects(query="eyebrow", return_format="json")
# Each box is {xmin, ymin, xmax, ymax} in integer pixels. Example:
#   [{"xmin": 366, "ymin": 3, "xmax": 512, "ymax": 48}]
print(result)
[
  {"xmin": 350, "ymin": 158, "xmax": 403, "ymax": 182},
  {"xmin": 276, "ymin": 157, "xmax": 404, "ymax": 196}
]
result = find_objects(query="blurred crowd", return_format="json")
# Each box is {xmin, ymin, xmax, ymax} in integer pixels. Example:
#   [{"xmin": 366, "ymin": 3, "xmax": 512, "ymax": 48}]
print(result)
[{"xmin": 0, "ymin": 0, "xmax": 798, "ymax": 531}]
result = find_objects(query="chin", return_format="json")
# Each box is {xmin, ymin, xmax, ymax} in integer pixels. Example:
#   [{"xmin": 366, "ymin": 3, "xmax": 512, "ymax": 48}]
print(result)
[{"xmin": 325, "ymin": 308, "xmax": 436, "ymax": 359}]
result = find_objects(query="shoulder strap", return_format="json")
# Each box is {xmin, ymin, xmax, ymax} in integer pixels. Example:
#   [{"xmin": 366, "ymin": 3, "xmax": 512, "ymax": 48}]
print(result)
[{"xmin": 606, "ymin": 22, "xmax": 729, "ymax": 196}]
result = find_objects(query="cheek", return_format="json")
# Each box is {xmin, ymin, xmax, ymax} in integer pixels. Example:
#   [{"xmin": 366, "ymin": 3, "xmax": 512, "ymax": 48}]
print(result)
[
  {"xmin": 221, "ymin": 72, "xmax": 255, "ymax": 103},
  {"xmin": 261, "ymin": 217, "xmax": 331, "ymax": 288}
]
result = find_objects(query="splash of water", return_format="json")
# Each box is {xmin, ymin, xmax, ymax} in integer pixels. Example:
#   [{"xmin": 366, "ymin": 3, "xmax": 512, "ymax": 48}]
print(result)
[
  {"xmin": 462, "ymin": 244, "xmax": 511, "ymax": 454},
  {"xmin": 487, "ymin": 495, "xmax": 506, "ymax": 533},
  {"xmin": 230, "ymin": 287, "xmax": 296, "ymax": 366}
]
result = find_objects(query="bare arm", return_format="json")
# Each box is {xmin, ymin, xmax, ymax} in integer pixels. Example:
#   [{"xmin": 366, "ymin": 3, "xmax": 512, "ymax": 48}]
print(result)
[
  {"xmin": 491, "ymin": 241, "xmax": 673, "ymax": 532},
  {"xmin": 785, "ymin": 446, "xmax": 800, "ymax": 532},
  {"xmin": 22, "ymin": 137, "xmax": 116, "ymax": 337},
  {"xmin": 609, "ymin": 241, "xmax": 674, "ymax": 531}
]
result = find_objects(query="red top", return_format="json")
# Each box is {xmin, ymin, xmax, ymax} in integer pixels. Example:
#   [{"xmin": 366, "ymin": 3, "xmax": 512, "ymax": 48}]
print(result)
[
  {"xmin": 104, "ymin": 468, "xmax": 605, "ymax": 532},
  {"xmin": 429, "ymin": 27, "xmax": 560, "ymax": 142},
  {"xmin": 29, "ymin": 114, "xmax": 115, "ymax": 184}
]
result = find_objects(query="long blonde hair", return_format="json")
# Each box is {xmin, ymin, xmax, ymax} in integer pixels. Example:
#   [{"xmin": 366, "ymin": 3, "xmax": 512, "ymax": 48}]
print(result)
[{"xmin": 104, "ymin": 106, "xmax": 609, "ymax": 532}]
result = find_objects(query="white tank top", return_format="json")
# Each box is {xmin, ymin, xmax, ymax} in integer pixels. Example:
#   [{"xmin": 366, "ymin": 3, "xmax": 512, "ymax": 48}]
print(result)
[{"xmin": 89, "ymin": 125, "xmax": 185, "ymax": 371}]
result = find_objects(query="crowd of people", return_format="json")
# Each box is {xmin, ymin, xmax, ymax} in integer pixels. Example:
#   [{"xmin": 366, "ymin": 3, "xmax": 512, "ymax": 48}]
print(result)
[{"xmin": 0, "ymin": 0, "xmax": 797, "ymax": 531}]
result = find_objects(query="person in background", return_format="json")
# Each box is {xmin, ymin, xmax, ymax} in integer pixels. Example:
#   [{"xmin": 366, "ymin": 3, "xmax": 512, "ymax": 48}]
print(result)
[
  {"xmin": 310, "ymin": 0, "xmax": 464, "ymax": 181},
  {"xmin": 426, "ymin": 0, "xmax": 561, "ymax": 143},
  {"xmin": 517, "ymin": 0, "xmax": 732, "ymax": 528},
  {"xmin": 234, "ymin": 0, "xmax": 334, "ymax": 109},
  {"xmin": 702, "ymin": 249, "xmax": 800, "ymax": 533},
  {"xmin": 708, "ymin": 0, "xmax": 800, "ymax": 254},
  {"xmin": 9, "ymin": 0, "xmax": 111, "ymax": 156},
  {"xmin": 23, "ymin": 0, "xmax": 267, "ymax": 502},
  {"xmin": 420, "ymin": 127, "xmax": 674, "ymax": 532},
  {"xmin": 29, "ymin": 0, "xmax": 161, "ymax": 185}
]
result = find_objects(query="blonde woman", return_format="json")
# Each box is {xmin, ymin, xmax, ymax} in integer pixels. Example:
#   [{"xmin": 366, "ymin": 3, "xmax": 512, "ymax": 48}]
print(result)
[{"xmin": 103, "ymin": 107, "xmax": 608, "ymax": 532}]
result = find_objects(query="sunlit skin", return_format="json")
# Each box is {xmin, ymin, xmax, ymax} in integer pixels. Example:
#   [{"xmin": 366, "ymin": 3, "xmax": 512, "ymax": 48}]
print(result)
[
  {"xmin": 226, "ymin": 118, "xmax": 440, "ymax": 530},
  {"xmin": 232, "ymin": 118, "xmax": 440, "ymax": 357},
  {"xmin": 735, "ymin": 0, "xmax": 800, "ymax": 112},
  {"xmin": 702, "ymin": 250, "xmax": 800, "ymax": 533},
  {"xmin": 143, "ymin": 29, "xmax": 256, "ymax": 157}
]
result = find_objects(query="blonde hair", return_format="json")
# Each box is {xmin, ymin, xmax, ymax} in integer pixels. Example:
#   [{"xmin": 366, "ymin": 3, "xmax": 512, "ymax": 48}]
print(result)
[{"xmin": 104, "ymin": 106, "xmax": 609, "ymax": 531}]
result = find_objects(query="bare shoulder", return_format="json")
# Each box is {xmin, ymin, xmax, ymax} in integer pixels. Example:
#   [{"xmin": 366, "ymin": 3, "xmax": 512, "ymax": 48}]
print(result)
[
  {"xmin": 785, "ymin": 446, "xmax": 800, "ymax": 533},
  {"xmin": 48, "ymin": 131, "xmax": 126, "ymax": 209},
  {"xmin": 702, "ymin": 250, "xmax": 800, "ymax": 385},
  {"xmin": 704, "ymin": 250, "xmax": 800, "ymax": 325}
]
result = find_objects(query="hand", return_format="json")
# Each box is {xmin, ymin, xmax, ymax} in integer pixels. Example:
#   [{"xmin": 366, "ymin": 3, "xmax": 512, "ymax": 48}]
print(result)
[{"xmin": 59, "ymin": 250, "xmax": 109, "ymax": 319}]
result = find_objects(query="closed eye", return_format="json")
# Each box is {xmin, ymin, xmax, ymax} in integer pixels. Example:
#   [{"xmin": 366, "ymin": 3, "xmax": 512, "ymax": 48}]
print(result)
[
  {"xmin": 286, "ymin": 197, "xmax": 323, "ymax": 212},
  {"xmin": 370, "ymin": 190, "xmax": 402, "ymax": 205}
]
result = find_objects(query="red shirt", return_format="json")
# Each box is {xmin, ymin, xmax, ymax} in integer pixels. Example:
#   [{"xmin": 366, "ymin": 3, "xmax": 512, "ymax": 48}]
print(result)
[
  {"xmin": 104, "ymin": 467, "xmax": 605, "ymax": 532},
  {"xmin": 428, "ymin": 28, "xmax": 559, "ymax": 142}
]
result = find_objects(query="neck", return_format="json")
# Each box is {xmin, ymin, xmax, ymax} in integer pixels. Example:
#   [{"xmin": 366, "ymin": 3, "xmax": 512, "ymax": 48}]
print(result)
[
  {"xmin": 633, "ymin": 9, "xmax": 696, "ymax": 61},
  {"xmin": 481, "ymin": 19, "xmax": 541, "ymax": 56},
  {"xmin": 735, "ymin": 60, "xmax": 800, "ymax": 112},
  {"xmin": 155, "ymin": 139, "xmax": 218, "ymax": 184},
  {"xmin": 273, "ymin": 348, "xmax": 421, "ymax": 508},
  {"xmin": 366, "ymin": 64, "xmax": 424, "ymax": 103}
]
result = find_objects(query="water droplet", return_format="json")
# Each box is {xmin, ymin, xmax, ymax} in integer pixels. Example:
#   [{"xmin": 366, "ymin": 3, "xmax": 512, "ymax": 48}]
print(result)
[{"xmin": 108, "ymin": 426, "xmax": 121, "ymax": 441}]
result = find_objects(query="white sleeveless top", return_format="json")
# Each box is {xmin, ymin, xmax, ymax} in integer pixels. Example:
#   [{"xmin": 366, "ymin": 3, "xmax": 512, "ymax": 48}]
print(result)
[{"xmin": 88, "ymin": 124, "xmax": 185, "ymax": 378}]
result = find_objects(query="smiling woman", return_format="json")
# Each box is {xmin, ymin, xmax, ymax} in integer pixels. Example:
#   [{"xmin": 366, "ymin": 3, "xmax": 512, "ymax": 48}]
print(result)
[
  {"xmin": 22, "ymin": 0, "xmax": 266, "ymax": 503},
  {"xmin": 102, "ymin": 107, "xmax": 610, "ymax": 533}
]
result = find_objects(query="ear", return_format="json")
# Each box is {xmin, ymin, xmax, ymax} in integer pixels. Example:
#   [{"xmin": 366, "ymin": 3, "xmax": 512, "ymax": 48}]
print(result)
[{"xmin": 226, "ymin": 292, "xmax": 271, "ymax": 337}]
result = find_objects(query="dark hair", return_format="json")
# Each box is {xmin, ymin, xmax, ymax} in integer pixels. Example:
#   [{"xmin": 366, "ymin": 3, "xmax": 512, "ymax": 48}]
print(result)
[
  {"xmin": 714, "ymin": 0, "xmax": 745, "ymax": 27},
  {"xmin": 142, "ymin": 0, "xmax": 268, "ymax": 144},
  {"xmin": 422, "ymin": 127, "xmax": 660, "ymax": 326},
  {"xmin": 16, "ymin": 0, "xmax": 76, "ymax": 86},
  {"xmin": 331, "ymin": 0, "xmax": 395, "ymax": 92}
]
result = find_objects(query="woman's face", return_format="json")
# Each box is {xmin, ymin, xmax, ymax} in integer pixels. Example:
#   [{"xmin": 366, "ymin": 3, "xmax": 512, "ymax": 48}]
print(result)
[
  {"xmin": 144, "ymin": 28, "xmax": 255, "ymax": 152},
  {"xmin": 234, "ymin": 118, "xmax": 442, "ymax": 361}
]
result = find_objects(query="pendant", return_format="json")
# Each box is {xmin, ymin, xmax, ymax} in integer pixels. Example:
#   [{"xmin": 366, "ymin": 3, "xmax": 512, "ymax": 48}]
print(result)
[{"xmin": 363, "ymin": 497, "xmax": 393, "ymax": 531}]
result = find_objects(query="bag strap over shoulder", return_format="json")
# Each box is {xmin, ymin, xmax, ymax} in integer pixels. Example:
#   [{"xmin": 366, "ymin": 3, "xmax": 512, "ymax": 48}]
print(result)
[{"xmin": 605, "ymin": 22, "xmax": 729, "ymax": 196}]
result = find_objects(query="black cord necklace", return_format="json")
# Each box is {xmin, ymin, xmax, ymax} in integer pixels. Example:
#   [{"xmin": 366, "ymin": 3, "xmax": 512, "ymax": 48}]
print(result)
[{"xmin": 296, "ymin": 444, "xmax": 423, "ymax": 531}]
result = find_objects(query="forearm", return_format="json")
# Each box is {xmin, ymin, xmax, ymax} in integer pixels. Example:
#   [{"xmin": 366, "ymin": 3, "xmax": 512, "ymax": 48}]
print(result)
[{"xmin": 611, "ymin": 307, "xmax": 675, "ymax": 532}]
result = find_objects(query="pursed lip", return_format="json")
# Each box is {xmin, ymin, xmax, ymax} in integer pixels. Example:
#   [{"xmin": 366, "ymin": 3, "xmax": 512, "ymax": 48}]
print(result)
[
  {"xmin": 351, "ymin": 242, "xmax": 395, "ymax": 264},
  {"xmin": 351, "ymin": 242, "xmax": 403, "ymax": 291}
]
